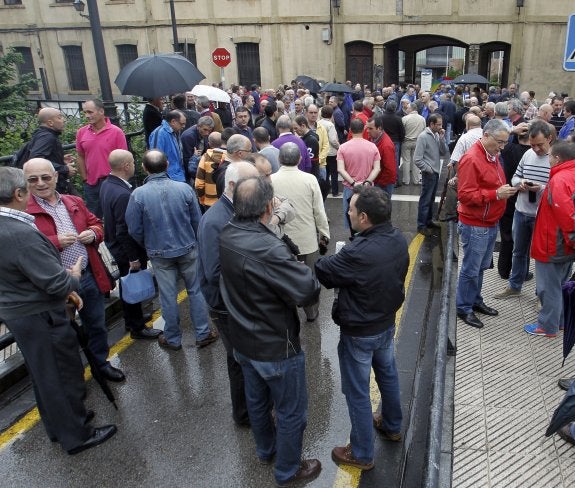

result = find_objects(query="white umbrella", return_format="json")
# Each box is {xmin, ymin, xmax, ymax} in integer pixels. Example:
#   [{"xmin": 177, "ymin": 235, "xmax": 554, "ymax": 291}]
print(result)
[{"xmin": 191, "ymin": 85, "xmax": 231, "ymax": 103}]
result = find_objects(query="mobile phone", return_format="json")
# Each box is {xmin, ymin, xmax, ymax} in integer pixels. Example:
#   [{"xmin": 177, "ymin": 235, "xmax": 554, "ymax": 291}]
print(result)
[{"xmin": 525, "ymin": 181, "xmax": 534, "ymax": 187}]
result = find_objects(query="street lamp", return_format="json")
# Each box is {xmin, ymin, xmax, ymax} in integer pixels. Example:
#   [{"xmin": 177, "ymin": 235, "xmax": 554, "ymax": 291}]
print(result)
[
  {"xmin": 73, "ymin": 0, "xmax": 119, "ymax": 125},
  {"xmin": 169, "ymin": 0, "xmax": 179, "ymax": 51}
]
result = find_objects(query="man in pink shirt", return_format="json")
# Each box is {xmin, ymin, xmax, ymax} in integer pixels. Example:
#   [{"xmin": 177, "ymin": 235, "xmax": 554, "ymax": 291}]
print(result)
[
  {"xmin": 337, "ymin": 119, "xmax": 381, "ymax": 235},
  {"xmin": 76, "ymin": 99, "xmax": 127, "ymax": 217}
]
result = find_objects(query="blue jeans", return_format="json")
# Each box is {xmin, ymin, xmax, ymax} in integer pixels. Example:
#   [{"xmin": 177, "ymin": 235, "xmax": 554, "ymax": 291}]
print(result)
[
  {"xmin": 338, "ymin": 328, "xmax": 402, "ymax": 464},
  {"xmin": 456, "ymin": 222, "xmax": 498, "ymax": 314},
  {"xmin": 445, "ymin": 123, "xmax": 452, "ymax": 146},
  {"xmin": 319, "ymin": 167, "xmax": 326, "ymax": 181},
  {"xmin": 417, "ymin": 170, "xmax": 439, "ymax": 229},
  {"xmin": 535, "ymin": 260, "xmax": 572, "ymax": 334},
  {"xmin": 151, "ymin": 247, "xmax": 210, "ymax": 346},
  {"xmin": 77, "ymin": 266, "xmax": 109, "ymax": 368},
  {"xmin": 393, "ymin": 141, "xmax": 401, "ymax": 183},
  {"xmin": 234, "ymin": 350, "xmax": 308, "ymax": 484},
  {"xmin": 83, "ymin": 180, "xmax": 103, "ymax": 219},
  {"xmin": 376, "ymin": 183, "xmax": 394, "ymax": 197},
  {"xmin": 343, "ymin": 185, "xmax": 354, "ymax": 229},
  {"xmin": 509, "ymin": 210, "xmax": 535, "ymax": 291}
]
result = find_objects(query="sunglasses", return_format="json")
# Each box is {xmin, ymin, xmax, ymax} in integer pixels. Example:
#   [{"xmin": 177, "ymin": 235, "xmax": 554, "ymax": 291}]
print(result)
[{"xmin": 27, "ymin": 174, "xmax": 54, "ymax": 184}]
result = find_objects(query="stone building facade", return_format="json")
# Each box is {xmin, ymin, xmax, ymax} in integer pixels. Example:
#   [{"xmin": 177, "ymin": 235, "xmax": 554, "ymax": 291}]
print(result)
[{"xmin": 0, "ymin": 0, "xmax": 573, "ymax": 100}]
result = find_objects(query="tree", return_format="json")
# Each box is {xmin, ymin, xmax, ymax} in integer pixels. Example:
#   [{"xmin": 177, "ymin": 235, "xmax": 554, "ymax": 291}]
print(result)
[{"xmin": 0, "ymin": 48, "xmax": 38, "ymax": 155}]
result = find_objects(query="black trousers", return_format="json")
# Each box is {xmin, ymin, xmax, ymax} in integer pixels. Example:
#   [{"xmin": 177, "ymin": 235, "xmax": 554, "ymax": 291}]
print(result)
[
  {"xmin": 117, "ymin": 259, "xmax": 147, "ymax": 332},
  {"xmin": 209, "ymin": 309, "xmax": 249, "ymax": 425},
  {"xmin": 5, "ymin": 307, "xmax": 93, "ymax": 451}
]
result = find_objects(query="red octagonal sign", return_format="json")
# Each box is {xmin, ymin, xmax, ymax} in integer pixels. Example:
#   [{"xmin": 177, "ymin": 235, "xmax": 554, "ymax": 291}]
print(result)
[{"xmin": 212, "ymin": 48, "xmax": 231, "ymax": 68}]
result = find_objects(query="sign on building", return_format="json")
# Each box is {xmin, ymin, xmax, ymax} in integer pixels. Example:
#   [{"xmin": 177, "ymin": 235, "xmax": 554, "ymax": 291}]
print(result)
[{"xmin": 564, "ymin": 14, "xmax": 575, "ymax": 71}]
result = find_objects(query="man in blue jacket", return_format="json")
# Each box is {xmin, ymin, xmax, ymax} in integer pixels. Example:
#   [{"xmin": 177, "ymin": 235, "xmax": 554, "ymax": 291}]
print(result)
[
  {"xmin": 315, "ymin": 186, "xmax": 409, "ymax": 471},
  {"xmin": 197, "ymin": 161, "xmax": 259, "ymax": 427},
  {"xmin": 148, "ymin": 110, "xmax": 187, "ymax": 182},
  {"xmin": 126, "ymin": 150, "xmax": 218, "ymax": 350}
]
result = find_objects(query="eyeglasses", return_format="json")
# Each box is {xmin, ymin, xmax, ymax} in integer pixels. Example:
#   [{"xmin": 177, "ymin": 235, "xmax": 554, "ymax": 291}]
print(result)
[{"xmin": 27, "ymin": 174, "xmax": 54, "ymax": 184}]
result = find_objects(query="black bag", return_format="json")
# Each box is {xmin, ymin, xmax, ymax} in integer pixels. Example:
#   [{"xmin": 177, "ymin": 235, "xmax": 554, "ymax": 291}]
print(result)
[{"xmin": 11, "ymin": 142, "xmax": 31, "ymax": 168}]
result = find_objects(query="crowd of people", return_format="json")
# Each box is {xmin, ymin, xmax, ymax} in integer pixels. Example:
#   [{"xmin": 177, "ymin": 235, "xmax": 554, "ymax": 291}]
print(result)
[{"xmin": 1, "ymin": 77, "xmax": 575, "ymax": 484}]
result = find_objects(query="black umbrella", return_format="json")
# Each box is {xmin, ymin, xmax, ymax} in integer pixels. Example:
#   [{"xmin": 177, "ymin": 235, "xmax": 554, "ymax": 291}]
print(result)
[
  {"xmin": 295, "ymin": 75, "xmax": 321, "ymax": 93},
  {"xmin": 320, "ymin": 82, "xmax": 353, "ymax": 94},
  {"xmin": 545, "ymin": 382, "xmax": 575, "ymax": 436},
  {"xmin": 452, "ymin": 74, "xmax": 490, "ymax": 85},
  {"xmin": 66, "ymin": 297, "xmax": 118, "ymax": 409},
  {"xmin": 562, "ymin": 281, "xmax": 575, "ymax": 366},
  {"xmin": 114, "ymin": 53, "xmax": 205, "ymax": 99}
]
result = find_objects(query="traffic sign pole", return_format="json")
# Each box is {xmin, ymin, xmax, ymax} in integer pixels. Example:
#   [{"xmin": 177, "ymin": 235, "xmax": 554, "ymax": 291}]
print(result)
[{"xmin": 220, "ymin": 67, "xmax": 225, "ymax": 90}]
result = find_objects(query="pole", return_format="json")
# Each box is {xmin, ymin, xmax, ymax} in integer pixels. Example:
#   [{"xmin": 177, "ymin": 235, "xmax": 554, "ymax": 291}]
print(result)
[
  {"xmin": 169, "ymin": 0, "xmax": 179, "ymax": 51},
  {"xmin": 220, "ymin": 67, "xmax": 225, "ymax": 90},
  {"xmin": 86, "ymin": 0, "xmax": 118, "ymax": 125}
]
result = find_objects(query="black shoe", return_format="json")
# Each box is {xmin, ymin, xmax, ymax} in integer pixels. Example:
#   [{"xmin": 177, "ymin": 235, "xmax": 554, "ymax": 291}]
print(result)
[
  {"xmin": 99, "ymin": 364, "xmax": 126, "ymax": 382},
  {"xmin": 85, "ymin": 410, "xmax": 95, "ymax": 425},
  {"xmin": 158, "ymin": 334, "xmax": 182, "ymax": 351},
  {"xmin": 418, "ymin": 227, "xmax": 432, "ymax": 237},
  {"xmin": 524, "ymin": 271, "xmax": 534, "ymax": 282},
  {"xmin": 130, "ymin": 327, "xmax": 162, "ymax": 340},
  {"xmin": 558, "ymin": 378, "xmax": 575, "ymax": 391},
  {"xmin": 472, "ymin": 303, "xmax": 499, "ymax": 316},
  {"xmin": 67, "ymin": 425, "xmax": 117, "ymax": 455},
  {"xmin": 457, "ymin": 312, "xmax": 484, "ymax": 329},
  {"xmin": 142, "ymin": 312, "xmax": 153, "ymax": 323},
  {"xmin": 276, "ymin": 459, "xmax": 322, "ymax": 487},
  {"xmin": 427, "ymin": 221, "xmax": 441, "ymax": 229}
]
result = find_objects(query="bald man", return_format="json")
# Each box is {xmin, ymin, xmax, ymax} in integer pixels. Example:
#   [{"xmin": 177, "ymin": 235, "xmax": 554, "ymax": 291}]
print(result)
[
  {"xmin": 536, "ymin": 104, "xmax": 553, "ymax": 123},
  {"xmin": 99, "ymin": 150, "xmax": 162, "ymax": 340},
  {"xmin": 24, "ymin": 158, "xmax": 126, "ymax": 382},
  {"xmin": 27, "ymin": 107, "xmax": 77, "ymax": 194}
]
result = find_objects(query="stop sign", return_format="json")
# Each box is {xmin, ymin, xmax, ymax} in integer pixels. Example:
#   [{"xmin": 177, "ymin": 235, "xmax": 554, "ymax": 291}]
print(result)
[{"xmin": 212, "ymin": 48, "xmax": 231, "ymax": 68}]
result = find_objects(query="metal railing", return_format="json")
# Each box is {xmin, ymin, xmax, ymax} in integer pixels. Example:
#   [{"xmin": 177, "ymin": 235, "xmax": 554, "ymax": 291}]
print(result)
[
  {"xmin": 423, "ymin": 220, "xmax": 457, "ymax": 488},
  {"xmin": 0, "ymin": 129, "xmax": 144, "ymax": 363}
]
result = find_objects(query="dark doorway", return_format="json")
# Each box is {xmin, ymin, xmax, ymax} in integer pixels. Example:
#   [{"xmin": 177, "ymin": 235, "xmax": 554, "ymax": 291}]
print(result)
[
  {"xmin": 236, "ymin": 43, "xmax": 261, "ymax": 88},
  {"xmin": 345, "ymin": 41, "xmax": 373, "ymax": 88}
]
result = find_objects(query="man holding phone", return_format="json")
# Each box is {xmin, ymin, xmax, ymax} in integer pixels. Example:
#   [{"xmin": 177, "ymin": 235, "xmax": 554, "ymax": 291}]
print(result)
[{"xmin": 494, "ymin": 120, "xmax": 552, "ymax": 302}]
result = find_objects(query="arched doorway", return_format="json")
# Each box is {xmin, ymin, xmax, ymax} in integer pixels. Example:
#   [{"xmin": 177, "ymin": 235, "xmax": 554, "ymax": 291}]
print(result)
[
  {"xmin": 384, "ymin": 35, "xmax": 468, "ymax": 86},
  {"xmin": 345, "ymin": 41, "xmax": 373, "ymax": 88}
]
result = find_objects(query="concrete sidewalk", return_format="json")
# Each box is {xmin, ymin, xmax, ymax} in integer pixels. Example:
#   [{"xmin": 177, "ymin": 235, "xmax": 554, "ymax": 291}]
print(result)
[{"xmin": 452, "ymin": 249, "xmax": 575, "ymax": 487}]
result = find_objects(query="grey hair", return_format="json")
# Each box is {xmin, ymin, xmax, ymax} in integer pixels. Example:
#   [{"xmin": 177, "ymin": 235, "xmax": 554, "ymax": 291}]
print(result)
[
  {"xmin": 483, "ymin": 118, "xmax": 511, "ymax": 136},
  {"xmin": 197, "ymin": 95, "xmax": 211, "ymax": 109},
  {"xmin": 227, "ymin": 134, "xmax": 251, "ymax": 154},
  {"xmin": 0, "ymin": 167, "xmax": 27, "ymax": 204},
  {"xmin": 494, "ymin": 102, "xmax": 509, "ymax": 117},
  {"xmin": 278, "ymin": 142, "xmax": 301, "ymax": 166},
  {"xmin": 197, "ymin": 115, "xmax": 215, "ymax": 128},
  {"xmin": 508, "ymin": 98, "xmax": 525, "ymax": 115},
  {"xmin": 276, "ymin": 114, "xmax": 293, "ymax": 131}
]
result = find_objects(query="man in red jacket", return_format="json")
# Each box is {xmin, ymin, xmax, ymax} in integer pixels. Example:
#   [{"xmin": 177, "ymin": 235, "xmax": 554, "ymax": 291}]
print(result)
[
  {"xmin": 24, "ymin": 158, "xmax": 125, "ymax": 382},
  {"xmin": 524, "ymin": 141, "xmax": 575, "ymax": 338},
  {"xmin": 366, "ymin": 115, "xmax": 396, "ymax": 196},
  {"xmin": 455, "ymin": 119, "xmax": 518, "ymax": 329}
]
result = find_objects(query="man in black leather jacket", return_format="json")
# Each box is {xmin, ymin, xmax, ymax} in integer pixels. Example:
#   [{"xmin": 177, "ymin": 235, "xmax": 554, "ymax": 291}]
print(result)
[
  {"xmin": 315, "ymin": 186, "xmax": 409, "ymax": 472},
  {"xmin": 219, "ymin": 176, "xmax": 322, "ymax": 487}
]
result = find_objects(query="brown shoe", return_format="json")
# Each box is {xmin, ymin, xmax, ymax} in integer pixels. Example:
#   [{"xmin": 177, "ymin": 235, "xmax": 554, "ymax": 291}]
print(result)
[
  {"xmin": 331, "ymin": 444, "xmax": 374, "ymax": 470},
  {"xmin": 196, "ymin": 329, "xmax": 219, "ymax": 348},
  {"xmin": 158, "ymin": 334, "xmax": 182, "ymax": 351},
  {"xmin": 276, "ymin": 459, "xmax": 321, "ymax": 487},
  {"xmin": 373, "ymin": 413, "xmax": 402, "ymax": 441},
  {"xmin": 558, "ymin": 424, "xmax": 575, "ymax": 446}
]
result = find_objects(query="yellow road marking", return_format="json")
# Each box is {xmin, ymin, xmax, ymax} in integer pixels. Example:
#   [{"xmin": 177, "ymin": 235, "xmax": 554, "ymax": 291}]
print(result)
[
  {"xmin": 0, "ymin": 289, "xmax": 188, "ymax": 451},
  {"xmin": 333, "ymin": 234, "xmax": 424, "ymax": 487}
]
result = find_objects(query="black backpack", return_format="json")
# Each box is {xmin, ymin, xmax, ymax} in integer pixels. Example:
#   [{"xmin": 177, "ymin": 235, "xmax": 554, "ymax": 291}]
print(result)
[{"xmin": 11, "ymin": 142, "xmax": 31, "ymax": 168}]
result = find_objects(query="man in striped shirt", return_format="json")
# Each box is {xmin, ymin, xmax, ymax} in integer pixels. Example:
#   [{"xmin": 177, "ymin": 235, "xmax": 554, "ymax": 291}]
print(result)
[{"xmin": 494, "ymin": 120, "xmax": 552, "ymax": 300}]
